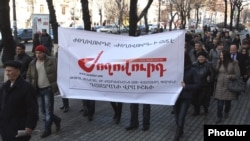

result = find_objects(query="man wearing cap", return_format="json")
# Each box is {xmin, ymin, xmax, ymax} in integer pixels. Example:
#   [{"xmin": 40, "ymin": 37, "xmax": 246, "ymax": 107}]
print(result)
[
  {"xmin": 40, "ymin": 29, "xmax": 53, "ymax": 56},
  {"xmin": 0, "ymin": 60, "xmax": 38, "ymax": 141},
  {"xmin": 26, "ymin": 45, "xmax": 61, "ymax": 138},
  {"xmin": 14, "ymin": 43, "xmax": 32, "ymax": 79}
]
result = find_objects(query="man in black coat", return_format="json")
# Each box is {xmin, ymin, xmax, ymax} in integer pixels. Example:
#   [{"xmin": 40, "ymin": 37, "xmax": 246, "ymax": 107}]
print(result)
[{"xmin": 0, "ymin": 60, "xmax": 39, "ymax": 141}]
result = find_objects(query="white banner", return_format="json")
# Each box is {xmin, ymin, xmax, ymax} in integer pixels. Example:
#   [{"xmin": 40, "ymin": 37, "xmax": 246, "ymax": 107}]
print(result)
[{"xmin": 58, "ymin": 27, "xmax": 185, "ymax": 105}]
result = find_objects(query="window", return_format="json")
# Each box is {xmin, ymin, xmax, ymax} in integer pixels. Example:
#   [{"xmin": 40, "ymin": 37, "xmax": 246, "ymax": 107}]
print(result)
[
  {"xmin": 62, "ymin": 6, "xmax": 66, "ymax": 15},
  {"xmin": 40, "ymin": 5, "xmax": 44, "ymax": 13}
]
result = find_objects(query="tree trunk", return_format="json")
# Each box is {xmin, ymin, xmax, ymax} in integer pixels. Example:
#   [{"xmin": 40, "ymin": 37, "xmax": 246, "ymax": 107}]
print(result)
[
  {"xmin": 0, "ymin": 0, "xmax": 16, "ymax": 63},
  {"xmin": 224, "ymin": 0, "xmax": 227, "ymax": 28},
  {"xmin": 229, "ymin": 1, "xmax": 234, "ymax": 31},
  {"xmin": 129, "ymin": 0, "xmax": 138, "ymax": 36},
  {"xmin": 81, "ymin": 0, "xmax": 91, "ymax": 31},
  {"xmin": 195, "ymin": 8, "xmax": 199, "ymax": 29},
  {"xmin": 46, "ymin": 0, "xmax": 59, "ymax": 44},
  {"xmin": 236, "ymin": 8, "xmax": 240, "ymax": 30}
]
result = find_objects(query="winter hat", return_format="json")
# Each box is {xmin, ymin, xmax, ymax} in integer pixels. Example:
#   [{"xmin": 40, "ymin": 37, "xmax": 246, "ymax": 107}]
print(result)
[
  {"xmin": 197, "ymin": 51, "xmax": 207, "ymax": 58},
  {"xmin": 3, "ymin": 60, "xmax": 23, "ymax": 70},
  {"xmin": 35, "ymin": 45, "xmax": 46, "ymax": 53}
]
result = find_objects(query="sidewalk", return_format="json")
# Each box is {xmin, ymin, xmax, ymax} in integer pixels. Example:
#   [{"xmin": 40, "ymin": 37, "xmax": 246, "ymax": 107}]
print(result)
[{"xmin": 26, "ymin": 91, "xmax": 250, "ymax": 141}]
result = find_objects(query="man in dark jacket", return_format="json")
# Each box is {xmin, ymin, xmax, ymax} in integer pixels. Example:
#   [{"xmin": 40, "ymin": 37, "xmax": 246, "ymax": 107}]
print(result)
[
  {"xmin": 14, "ymin": 43, "xmax": 32, "ymax": 79},
  {"xmin": 40, "ymin": 29, "xmax": 53, "ymax": 56},
  {"xmin": 0, "ymin": 60, "xmax": 38, "ymax": 141}
]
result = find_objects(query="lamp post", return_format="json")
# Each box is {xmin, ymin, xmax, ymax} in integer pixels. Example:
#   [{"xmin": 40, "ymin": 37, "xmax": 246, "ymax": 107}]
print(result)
[
  {"xmin": 158, "ymin": 0, "xmax": 161, "ymax": 29},
  {"xmin": 13, "ymin": 0, "xmax": 18, "ymax": 43}
]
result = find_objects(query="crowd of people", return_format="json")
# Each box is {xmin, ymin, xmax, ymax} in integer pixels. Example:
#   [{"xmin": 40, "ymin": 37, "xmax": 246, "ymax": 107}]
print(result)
[{"xmin": 0, "ymin": 27, "xmax": 250, "ymax": 141}]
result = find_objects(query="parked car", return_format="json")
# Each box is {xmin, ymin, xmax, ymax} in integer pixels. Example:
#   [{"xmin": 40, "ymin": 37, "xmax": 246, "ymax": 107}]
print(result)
[
  {"xmin": 97, "ymin": 25, "xmax": 119, "ymax": 33},
  {"xmin": 17, "ymin": 28, "xmax": 33, "ymax": 43}
]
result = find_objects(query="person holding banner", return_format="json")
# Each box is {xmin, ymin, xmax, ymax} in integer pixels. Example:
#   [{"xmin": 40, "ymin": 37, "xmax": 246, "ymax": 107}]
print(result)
[
  {"xmin": 192, "ymin": 51, "xmax": 215, "ymax": 116},
  {"xmin": 173, "ymin": 53, "xmax": 200, "ymax": 141},
  {"xmin": 110, "ymin": 102, "xmax": 123, "ymax": 124},
  {"xmin": 82, "ymin": 100, "xmax": 95, "ymax": 121},
  {"xmin": 26, "ymin": 45, "xmax": 61, "ymax": 138},
  {"xmin": 125, "ymin": 104, "xmax": 151, "ymax": 131}
]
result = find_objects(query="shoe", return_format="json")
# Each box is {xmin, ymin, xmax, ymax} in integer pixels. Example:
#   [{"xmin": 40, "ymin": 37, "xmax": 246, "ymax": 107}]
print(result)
[
  {"xmin": 64, "ymin": 107, "xmax": 69, "ymax": 113},
  {"xmin": 215, "ymin": 118, "xmax": 222, "ymax": 124},
  {"xmin": 60, "ymin": 106, "xmax": 64, "ymax": 110},
  {"xmin": 204, "ymin": 108, "xmax": 208, "ymax": 114},
  {"xmin": 113, "ymin": 114, "xmax": 118, "ymax": 120},
  {"xmin": 192, "ymin": 112, "xmax": 200, "ymax": 116},
  {"xmin": 125, "ymin": 125, "xmax": 138, "ymax": 131},
  {"xmin": 40, "ymin": 130, "xmax": 51, "ymax": 138},
  {"xmin": 171, "ymin": 110, "xmax": 175, "ymax": 114},
  {"xmin": 115, "ymin": 117, "xmax": 121, "ymax": 124},
  {"xmin": 88, "ymin": 115, "xmax": 93, "ymax": 121},
  {"xmin": 224, "ymin": 113, "xmax": 229, "ymax": 119},
  {"xmin": 142, "ymin": 125, "xmax": 150, "ymax": 131},
  {"xmin": 54, "ymin": 119, "xmax": 61, "ymax": 131},
  {"xmin": 173, "ymin": 128, "xmax": 183, "ymax": 141}
]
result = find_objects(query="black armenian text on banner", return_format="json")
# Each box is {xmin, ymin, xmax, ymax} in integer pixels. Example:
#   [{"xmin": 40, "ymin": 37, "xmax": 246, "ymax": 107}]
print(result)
[{"xmin": 204, "ymin": 125, "xmax": 250, "ymax": 141}]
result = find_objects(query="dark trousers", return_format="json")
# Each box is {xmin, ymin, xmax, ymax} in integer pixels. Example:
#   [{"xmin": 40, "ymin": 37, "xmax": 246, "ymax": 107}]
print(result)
[
  {"xmin": 192, "ymin": 87, "xmax": 210, "ymax": 113},
  {"xmin": 82, "ymin": 100, "xmax": 95, "ymax": 116},
  {"xmin": 62, "ymin": 98, "xmax": 69, "ymax": 108},
  {"xmin": 175, "ymin": 98, "xmax": 191, "ymax": 129},
  {"xmin": 129, "ymin": 104, "xmax": 150, "ymax": 127},
  {"xmin": 110, "ymin": 102, "xmax": 123, "ymax": 119},
  {"xmin": 217, "ymin": 100, "xmax": 231, "ymax": 118}
]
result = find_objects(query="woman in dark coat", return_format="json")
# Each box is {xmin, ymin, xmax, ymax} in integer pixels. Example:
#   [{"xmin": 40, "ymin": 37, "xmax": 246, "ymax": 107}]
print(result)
[
  {"xmin": 0, "ymin": 60, "xmax": 39, "ymax": 141},
  {"xmin": 214, "ymin": 50, "xmax": 240, "ymax": 123},
  {"xmin": 173, "ymin": 53, "xmax": 200, "ymax": 141},
  {"xmin": 192, "ymin": 51, "xmax": 215, "ymax": 115}
]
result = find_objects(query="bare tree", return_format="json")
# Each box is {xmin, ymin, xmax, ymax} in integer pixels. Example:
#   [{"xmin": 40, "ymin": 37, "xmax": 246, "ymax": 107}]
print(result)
[
  {"xmin": 235, "ymin": 0, "xmax": 249, "ymax": 30},
  {"xmin": 170, "ymin": 0, "xmax": 192, "ymax": 29},
  {"xmin": 0, "ymin": 0, "xmax": 16, "ymax": 63}
]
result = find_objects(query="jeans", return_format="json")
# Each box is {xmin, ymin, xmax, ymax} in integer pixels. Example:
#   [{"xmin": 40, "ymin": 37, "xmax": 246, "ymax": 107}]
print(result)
[
  {"xmin": 217, "ymin": 100, "xmax": 231, "ymax": 118},
  {"xmin": 130, "ymin": 104, "xmax": 151, "ymax": 127},
  {"xmin": 175, "ymin": 98, "xmax": 191, "ymax": 129},
  {"xmin": 38, "ymin": 87, "xmax": 61, "ymax": 131}
]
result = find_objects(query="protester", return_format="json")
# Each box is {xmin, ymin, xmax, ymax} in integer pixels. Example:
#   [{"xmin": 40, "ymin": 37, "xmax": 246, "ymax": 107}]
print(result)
[
  {"xmin": 239, "ymin": 48, "xmax": 250, "ymax": 82},
  {"xmin": 32, "ymin": 32, "xmax": 41, "ymax": 57},
  {"xmin": 110, "ymin": 102, "xmax": 123, "ymax": 124},
  {"xmin": 60, "ymin": 98, "xmax": 69, "ymax": 113},
  {"xmin": 26, "ymin": 45, "xmax": 61, "ymax": 138},
  {"xmin": 189, "ymin": 41, "xmax": 207, "ymax": 63},
  {"xmin": 173, "ymin": 53, "xmax": 200, "ymax": 141},
  {"xmin": 214, "ymin": 50, "xmax": 240, "ymax": 123},
  {"xmin": 40, "ymin": 29, "xmax": 53, "ymax": 56},
  {"xmin": 82, "ymin": 100, "xmax": 95, "ymax": 121},
  {"xmin": 0, "ymin": 60, "xmax": 38, "ymax": 141},
  {"xmin": 14, "ymin": 43, "xmax": 32, "ymax": 79},
  {"xmin": 192, "ymin": 51, "xmax": 215, "ymax": 115},
  {"xmin": 125, "ymin": 104, "xmax": 151, "ymax": 131}
]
